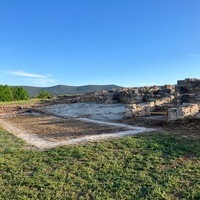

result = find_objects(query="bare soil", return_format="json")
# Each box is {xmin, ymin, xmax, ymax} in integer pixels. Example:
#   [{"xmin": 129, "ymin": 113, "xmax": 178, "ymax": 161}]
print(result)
[
  {"xmin": 4, "ymin": 114, "xmax": 128, "ymax": 142},
  {"xmin": 120, "ymin": 117, "xmax": 200, "ymax": 140},
  {"xmin": 0, "ymin": 109, "xmax": 154, "ymax": 149}
]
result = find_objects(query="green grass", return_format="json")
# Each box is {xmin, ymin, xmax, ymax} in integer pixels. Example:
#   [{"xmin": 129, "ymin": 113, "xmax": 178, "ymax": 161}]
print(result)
[
  {"xmin": 0, "ymin": 129, "xmax": 199, "ymax": 200},
  {"xmin": 0, "ymin": 99, "xmax": 40, "ymax": 106}
]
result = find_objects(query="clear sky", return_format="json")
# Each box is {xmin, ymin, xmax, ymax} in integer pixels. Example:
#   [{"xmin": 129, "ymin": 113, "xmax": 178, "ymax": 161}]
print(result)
[{"xmin": 0, "ymin": 0, "xmax": 200, "ymax": 87}]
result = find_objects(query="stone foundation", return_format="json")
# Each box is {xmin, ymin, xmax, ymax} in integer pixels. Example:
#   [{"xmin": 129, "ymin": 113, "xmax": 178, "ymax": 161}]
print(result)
[
  {"xmin": 177, "ymin": 78, "xmax": 200, "ymax": 104},
  {"xmin": 125, "ymin": 78, "xmax": 200, "ymax": 120},
  {"xmin": 125, "ymin": 96, "xmax": 175, "ymax": 118},
  {"xmin": 168, "ymin": 103, "xmax": 200, "ymax": 120}
]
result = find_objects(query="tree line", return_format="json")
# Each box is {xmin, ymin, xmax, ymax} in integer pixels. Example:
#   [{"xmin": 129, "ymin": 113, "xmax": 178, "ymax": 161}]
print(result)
[{"xmin": 0, "ymin": 85, "xmax": 29, "ymax": 102}]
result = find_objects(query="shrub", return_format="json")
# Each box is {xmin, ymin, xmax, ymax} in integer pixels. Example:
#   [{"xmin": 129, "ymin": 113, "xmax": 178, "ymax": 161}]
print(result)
[{"xmin": 37, "ymin": 90, "xmax": 53, "ymax": 99}]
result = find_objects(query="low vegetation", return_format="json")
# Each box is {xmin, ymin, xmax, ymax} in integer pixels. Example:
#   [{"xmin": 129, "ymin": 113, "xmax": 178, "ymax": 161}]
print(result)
[
  {"xmin": 0, "ymin": 128, "xmax": 199, "ymax": 199},
  {"xmin": 37, "ymin": 90, "xmax": 53, "ymax": 99}
]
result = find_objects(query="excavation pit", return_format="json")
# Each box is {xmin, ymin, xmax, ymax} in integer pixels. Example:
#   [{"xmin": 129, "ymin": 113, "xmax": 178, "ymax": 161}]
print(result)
[
  {"xmin": 4, "ymin": 114, "xmax": 129, "ymax": 142},
  {"xmin": 0, "ymin": 105, "xmax": 155, "ymax": 150}
]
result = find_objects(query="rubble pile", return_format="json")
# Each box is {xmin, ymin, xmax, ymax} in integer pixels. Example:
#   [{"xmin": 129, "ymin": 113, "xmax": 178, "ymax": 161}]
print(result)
[
  {"xmin": 55, "ymin": 85, "xmax": 176, "ymax": 105},
  {"xmin": 54, "ymin": 90, "xmax": 116, "ymax": 104},
  {"xmin": 113, "ymin": 85, "xmax": 175, "ymax": 104}
]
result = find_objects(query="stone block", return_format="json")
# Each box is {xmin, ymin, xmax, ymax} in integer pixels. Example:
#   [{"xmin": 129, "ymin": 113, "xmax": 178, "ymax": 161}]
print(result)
[
  {"xmin": 177, "ymin": 80, "xmax": 186, "ymax": 86},
  {"xmin": 168, "ymin": 103, "xmax": 199, "ymax": 120},
  {"xmin": 168, "ymin": 108, "xmax": 178, "ymax": 120}
]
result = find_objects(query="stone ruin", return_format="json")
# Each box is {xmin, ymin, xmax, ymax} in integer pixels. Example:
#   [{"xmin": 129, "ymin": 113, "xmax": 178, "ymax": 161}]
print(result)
[
  {"xmin": 125, "ymin": 78, "xmax": 200, "ymax": 121},
  {"xmin": 55, "ymin": 85, "xmax": 176, "ymax": 105},
  {"xmin": 167, "ymin": 78, "xmax": 200, "ymax": 120},
  {"xmin": 46, "ymin": 78, "xmax": 200, "ymax": 121},
  {"xmin": 1, "ymin": 78, "xmax": 199, "ymax": 121},
  {"xmin": 176, "ymin": 78, "xmax": 200, "ymax": 103}
]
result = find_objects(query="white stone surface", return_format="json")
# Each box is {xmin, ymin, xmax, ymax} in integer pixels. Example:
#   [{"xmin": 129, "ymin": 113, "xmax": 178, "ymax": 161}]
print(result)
[{"xmin": 42, "ymin": 103, "xmax": 126, "ymax": 121}]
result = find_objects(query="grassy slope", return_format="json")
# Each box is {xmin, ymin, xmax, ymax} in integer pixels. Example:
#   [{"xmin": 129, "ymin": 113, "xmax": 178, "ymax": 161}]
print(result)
[{"xmin": 0, "ymin": 128, "xmax": 199, "ymax": 199}]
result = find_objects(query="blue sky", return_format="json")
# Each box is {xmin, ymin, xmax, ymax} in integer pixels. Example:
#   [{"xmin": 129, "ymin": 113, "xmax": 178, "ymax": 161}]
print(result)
[{"xmin": 0, "ymin": 0, "xmax": 200, "ymax": 87}]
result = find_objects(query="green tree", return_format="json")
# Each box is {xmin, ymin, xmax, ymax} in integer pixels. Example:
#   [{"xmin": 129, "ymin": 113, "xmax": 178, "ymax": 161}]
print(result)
[
  {"xmin": 11, "ymin": 87, "xmax": 29, "ymax": 100},
  {"xmin": 37, "ymin": 90, "xmax": 53, "ymax": 99},
  {"xmin": 0, "ymin": 85, "xmax": 13, "ymax": 102}
]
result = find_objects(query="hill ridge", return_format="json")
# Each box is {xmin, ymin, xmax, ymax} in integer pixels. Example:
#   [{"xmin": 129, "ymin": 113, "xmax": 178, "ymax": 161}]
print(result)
[{"xmin": 18, "ymin": 84, "xmax": 122, "ymax": 97}]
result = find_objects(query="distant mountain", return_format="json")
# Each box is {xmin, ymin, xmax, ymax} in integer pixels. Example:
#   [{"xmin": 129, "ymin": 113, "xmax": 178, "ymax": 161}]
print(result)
[{"xmin": 19, "ymin": 84, "xmax": 122, "ymax": 97}]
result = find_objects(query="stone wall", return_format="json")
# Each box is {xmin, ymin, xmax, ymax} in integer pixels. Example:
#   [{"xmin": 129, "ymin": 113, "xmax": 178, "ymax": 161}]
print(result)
[
  {"xmin": 176, "ymin": 78, "xmax": 200, "ymax": 104},
  {"xmin": 53, "ymin": 85, "xmax": 176, "ymax": 105},
  {"xmin": 168, "ymin": 103, "xmax": 200, "ymax": 120},
  {"xmin": 165, "ymin": 78, "xmax": 200, "ymax": 120},
  {"xmin": 113, "ymin": 85, "xmax": 175, "ymax": 104},
  {"xmin": 125, "ymin": 78, "xmax": 200, "ymax": 120},
  {"xmin": 125, "ymin": 96, "xmax": 175, "ymax": 118}
]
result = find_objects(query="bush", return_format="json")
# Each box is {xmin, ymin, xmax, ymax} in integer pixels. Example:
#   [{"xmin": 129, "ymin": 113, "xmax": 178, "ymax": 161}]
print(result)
[{"xmin": 37, "ymin": 90, "xmax": 53, "ymax": 99}]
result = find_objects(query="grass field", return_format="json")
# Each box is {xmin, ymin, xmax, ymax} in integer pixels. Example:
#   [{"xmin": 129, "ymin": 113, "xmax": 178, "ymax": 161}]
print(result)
[
  {"xmin": 0, "ymin": 99, "xmax": 40, "ymax": 106},
  {"xmin": 0, "ymin": 127, "xmax": 200, "ymax": 199}
]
